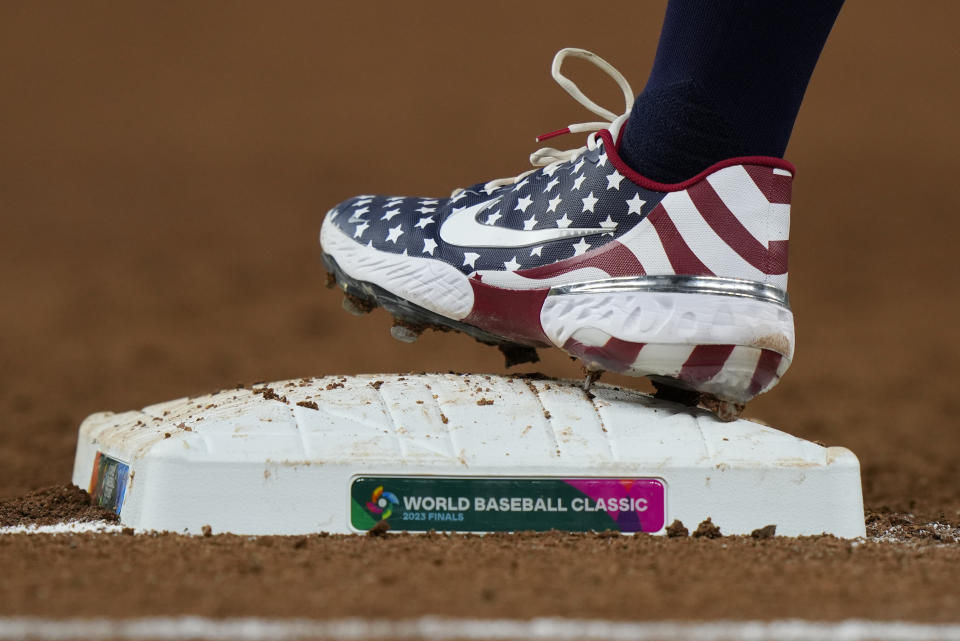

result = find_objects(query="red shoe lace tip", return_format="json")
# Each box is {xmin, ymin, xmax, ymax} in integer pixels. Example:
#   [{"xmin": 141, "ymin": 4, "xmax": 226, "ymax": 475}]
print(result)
[{"xmin": 535, "ymin": 127, "xmax": 571, "ymax": 143}]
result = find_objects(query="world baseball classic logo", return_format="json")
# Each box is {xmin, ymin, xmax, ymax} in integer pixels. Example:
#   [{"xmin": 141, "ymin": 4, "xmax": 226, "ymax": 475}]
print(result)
[{"xmin": 365, "ymin": 485, "xmax": 399, "ymax": 521}]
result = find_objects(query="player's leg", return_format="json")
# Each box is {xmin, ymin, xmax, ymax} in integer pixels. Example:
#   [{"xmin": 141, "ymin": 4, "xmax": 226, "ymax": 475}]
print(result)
[{"xmin": 621, "ymin": 0, "xmax": 845, "ymax": 183}]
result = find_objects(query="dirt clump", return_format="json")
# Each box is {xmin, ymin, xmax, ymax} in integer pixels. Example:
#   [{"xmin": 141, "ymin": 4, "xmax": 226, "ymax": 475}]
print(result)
[
  {"xmin": 665, "ymin": 519, "xmax": 689, "ymax": 538},
  {"xmin": 751, "ymin": 524, "xmax": 777, "ymax": 539},
  {"xmin": 253, "ymin": 387, "xmax": 287, "ymax": 403},
  {"xmin": 0, "ymin": 484, "xmax": 119, "ymax": 527},
  {"xmin": 750, "ymin": 524, "xmax": 777, "ymax": 539},
  {"xmin": 694, "ymin": 518, "xmax": 722, "ymax": 538},
  {"xmin": 367, "ymin": 520, "xmax": 391, "ymax": 537},
  {"xmin": 698, "ymin": 395, "xmax": 745, "ymax": 422}
]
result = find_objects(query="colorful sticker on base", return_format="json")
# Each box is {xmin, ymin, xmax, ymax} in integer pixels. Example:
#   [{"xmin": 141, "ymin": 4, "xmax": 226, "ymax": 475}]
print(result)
[
  {"xmin": 88, "ymin": 452, "xmax": 130, "ymax": 514},
  {"xmin": 350, "ymin": 477, "xmax": 665, "ymax": 533}
]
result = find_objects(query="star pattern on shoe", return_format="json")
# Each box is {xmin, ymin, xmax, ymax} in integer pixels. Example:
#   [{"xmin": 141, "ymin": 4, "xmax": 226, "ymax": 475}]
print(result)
[
  {"xmin": 582, "ymin": 192, "xmax": 599, "ymax": 213},
  {"xmin": 599, "ymin": 215, "xmax": 618, "ymax": 234},
  {"xmin": 626, "ymin": 193, "xmax": 646, "ymax": 216},
  {"xmin": 327, "ymin": 137, "xmax": 669, "ymax": 275},
  {"xmin": 606, "ymin": 171, "xmax": 624, "ymax": 190},
  {"xmin": 385, "ymin": 225, "xmax": 403, "ymax": 243},
  {"xmin": 503, "ymin": 256, "xmax": 521, "ymax": 271}
]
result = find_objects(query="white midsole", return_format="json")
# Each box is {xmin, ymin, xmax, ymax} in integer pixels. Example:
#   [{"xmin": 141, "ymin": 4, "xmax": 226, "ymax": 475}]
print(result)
[
  {"xmin": 541, "ymin": 290, "xmax": 795, "ymax": 358},
  {"xmin": 320, "ymin": 217, "xmax": 474, "ymax": 320},
  {"xmin": 474, "ymin": 267, "xmax": 612, "ymax": 290}
]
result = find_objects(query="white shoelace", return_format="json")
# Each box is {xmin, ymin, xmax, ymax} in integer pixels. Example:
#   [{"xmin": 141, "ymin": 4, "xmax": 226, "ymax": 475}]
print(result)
[{"xmin": 460, "ymin": 48, "xmax": 636, "ymax": 196}]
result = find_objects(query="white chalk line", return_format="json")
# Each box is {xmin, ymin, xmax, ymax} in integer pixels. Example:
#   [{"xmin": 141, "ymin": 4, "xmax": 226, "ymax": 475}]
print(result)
[
  {"xmin": 1, "ymin": 617, "xmax": 960, "ymax": 641},
  {"xmin": 0, "ymin": 521, "xmax": 122, "ymax": 535}
]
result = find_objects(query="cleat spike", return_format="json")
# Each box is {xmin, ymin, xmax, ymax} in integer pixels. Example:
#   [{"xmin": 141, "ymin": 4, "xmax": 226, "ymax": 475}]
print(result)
[
  {"xmin": 342, "ymin": 297, "xmax": 370, "ymax": 317},
  {"xmin": 390, "ymin": 322, "xmax": 423, "ymax": 343},
  {"xmin": 342, "ymin": 292, "xmax": 376, "ymax": 315},
  {"xmin": 582, "ymin": 369, "xmax": 603, "ymax": 392}
]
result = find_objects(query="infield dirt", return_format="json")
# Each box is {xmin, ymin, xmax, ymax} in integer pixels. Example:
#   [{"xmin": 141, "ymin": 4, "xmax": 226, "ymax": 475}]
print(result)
[{"xmin": 1, "ymin": 0, "xmax": 959, "ymax": 623}]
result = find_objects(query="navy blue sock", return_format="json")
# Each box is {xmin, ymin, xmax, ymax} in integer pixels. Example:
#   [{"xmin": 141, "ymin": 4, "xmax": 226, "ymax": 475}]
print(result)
[{"xmin": 619, "ymin": 0, "xmax": 844, "ymax": 183}]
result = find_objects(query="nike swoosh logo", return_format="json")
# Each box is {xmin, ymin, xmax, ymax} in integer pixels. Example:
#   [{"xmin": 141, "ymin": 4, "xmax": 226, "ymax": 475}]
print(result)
[{"xmin": 439, "ymin": 197, "xmax": 607, "ymax": 248}]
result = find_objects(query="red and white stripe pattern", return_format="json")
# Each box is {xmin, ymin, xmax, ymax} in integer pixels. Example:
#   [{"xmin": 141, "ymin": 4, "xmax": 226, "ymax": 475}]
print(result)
[
  {"xmin": 476, "ymin": 154, "xmax": 792, "ymax": 292},
  {"xmin": 562, "ymin": 338, "xmax": 789, "ymax": 402},
  {"xmin": 463, "ymin": 153, "xmax": 794, "ymax": 400}
]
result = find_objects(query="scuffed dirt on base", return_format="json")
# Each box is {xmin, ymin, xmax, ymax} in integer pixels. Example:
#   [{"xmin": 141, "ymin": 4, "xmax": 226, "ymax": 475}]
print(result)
[{"xmin": 0, "ymin": 484, "xmax": 118, "ymax": 527}]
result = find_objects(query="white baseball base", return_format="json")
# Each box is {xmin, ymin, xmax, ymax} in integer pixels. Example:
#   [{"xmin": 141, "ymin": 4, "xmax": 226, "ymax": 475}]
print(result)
[{"xmin": 72, "ymin": 373, "xmax": 865, "ymax": 538}]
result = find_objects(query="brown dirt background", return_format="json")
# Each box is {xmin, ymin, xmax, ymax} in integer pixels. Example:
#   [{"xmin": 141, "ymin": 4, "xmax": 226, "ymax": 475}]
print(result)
[
  {"xmin": 1, "ymin": 0, "xmax": 959, "ymax": 623},
  {"xmin": 1, "ymin": 531, "xmax": 959, "ymax": 622}
]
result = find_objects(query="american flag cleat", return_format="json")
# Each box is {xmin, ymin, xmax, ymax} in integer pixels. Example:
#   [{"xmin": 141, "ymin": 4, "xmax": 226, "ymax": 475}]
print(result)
[{"xmin": 320, "ymin": 48, "xmax": 794, "ymax": 410}]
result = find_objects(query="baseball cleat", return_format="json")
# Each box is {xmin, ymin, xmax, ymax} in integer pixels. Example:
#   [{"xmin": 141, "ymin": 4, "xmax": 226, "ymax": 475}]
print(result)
[{"xmin": 320, "ymin": 48, "xmax": 795, "ymax": 411}]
